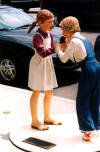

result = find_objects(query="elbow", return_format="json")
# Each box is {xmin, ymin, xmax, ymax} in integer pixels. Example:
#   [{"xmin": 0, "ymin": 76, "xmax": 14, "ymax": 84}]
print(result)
[
  {"xmin": 60, "ymin": 58, "xmax": 67, "ymax": 63},
  {"xmin": 62, "ymin": 60, "xmax": 67, "ymax": 63}
]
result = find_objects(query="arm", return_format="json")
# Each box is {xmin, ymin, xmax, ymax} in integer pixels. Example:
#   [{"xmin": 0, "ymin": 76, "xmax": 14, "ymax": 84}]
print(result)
[
  {"xmin": 55, "ymin": 41, "xmax": 75, "ymax": 63},
  {"xmin": 55, "ymin": 38, "xmax": 87, "ymax": 63},
  {"xmin": 33, "ymin": 34, "xmax": 55, "ymax": 58}
]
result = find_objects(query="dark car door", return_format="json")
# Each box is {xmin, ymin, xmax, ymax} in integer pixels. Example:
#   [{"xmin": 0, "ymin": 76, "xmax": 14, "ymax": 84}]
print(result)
[
  {"xmin": 41, "ymin": 0, "xmax": 100, "ymax": 29},
  {"xmin": 91, "ymin": 0, "xmax": 100, "ymax": 27},
  {"xmin": 41, "ymin": 0, "xmax": 89, "ymax": 25}
]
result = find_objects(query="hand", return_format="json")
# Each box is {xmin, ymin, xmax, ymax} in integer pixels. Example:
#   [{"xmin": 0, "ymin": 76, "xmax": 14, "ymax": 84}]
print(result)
[
  {"xmin": 60, "ymin": 43, "xmax": 67, "ymax": 52},
  {"xmin": 54, "ymin": 43, "xmax": 60, "ymax": 52},
  {"xmin": 55, "ymin": 43, "xmax": 67, "ymax": 52},
  {"xmin": 55, "ymin": 43, "xmax": 60, "ymax": 47}
]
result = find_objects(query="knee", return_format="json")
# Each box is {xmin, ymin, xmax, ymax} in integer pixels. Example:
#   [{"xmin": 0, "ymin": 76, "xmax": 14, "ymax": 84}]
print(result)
[
  {"xmin": 45, "ymin": 90, "xmax": 53, "ymax": 98},
  {"xmin": 31, "ymin": 90, "xmax": 40, "ymax": 98}
]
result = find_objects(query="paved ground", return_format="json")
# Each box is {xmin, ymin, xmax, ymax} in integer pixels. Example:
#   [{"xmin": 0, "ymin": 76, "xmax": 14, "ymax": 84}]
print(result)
[
  {"xmin": 0, "ymin": 84, "xmax": 100, "ymax": 152},
  {"xmin": 54, "ymin": 83, "xmax": 78, "ymax": 100}
]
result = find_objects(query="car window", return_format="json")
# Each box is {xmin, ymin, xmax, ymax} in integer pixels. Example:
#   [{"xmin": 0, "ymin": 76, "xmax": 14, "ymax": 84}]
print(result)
[{"xmin": 0, "ymin": 7, "xmax": 35, "ymax": 30}]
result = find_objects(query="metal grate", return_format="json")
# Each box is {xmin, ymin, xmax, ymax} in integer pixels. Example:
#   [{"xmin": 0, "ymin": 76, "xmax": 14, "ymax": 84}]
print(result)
[{"xmin": 23, "ymin": 137, "xmax": 56, "ymax": 150}]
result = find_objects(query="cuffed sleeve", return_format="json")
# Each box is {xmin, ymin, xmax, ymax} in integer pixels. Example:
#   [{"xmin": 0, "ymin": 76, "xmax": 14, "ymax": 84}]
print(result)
[{"xmin": 33, "ymin": 33, "xmax": 54, "ymax": 58}]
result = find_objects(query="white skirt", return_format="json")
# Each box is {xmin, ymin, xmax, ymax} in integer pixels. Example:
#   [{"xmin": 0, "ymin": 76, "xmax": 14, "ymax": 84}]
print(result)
[{"xmin": 28, "ymin": 53, "xmax": 58, "ymax": 91}]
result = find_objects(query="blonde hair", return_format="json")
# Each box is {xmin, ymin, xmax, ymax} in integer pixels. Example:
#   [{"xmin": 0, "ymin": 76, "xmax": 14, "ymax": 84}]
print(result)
[
  {"xmin": 60, "ymin": 16, "xmax": 81, "ymax": 32},
  {"xmin": 28, "ymin": 9, "xmax": 54, "ymax": 34}
]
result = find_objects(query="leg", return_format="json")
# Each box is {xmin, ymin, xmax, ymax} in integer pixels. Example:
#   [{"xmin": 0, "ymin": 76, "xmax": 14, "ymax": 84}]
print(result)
[
  {"xmin": 30, "ymin": 90, "xmax": 49, "ymax": 130},
  {"xmin": 44, "ymin": 90, "xmax": 62, "ymax": 125},
  {"xmin": 90, "ymin": 69, "xmax": 100, "ymax": 130},
  {"xmin": 76, "ymin": 72, "xmax": 95, "ymax": 131},
  {"xmin": 30, "ymin": 90, "xmax": 40, "ymax": 125}
]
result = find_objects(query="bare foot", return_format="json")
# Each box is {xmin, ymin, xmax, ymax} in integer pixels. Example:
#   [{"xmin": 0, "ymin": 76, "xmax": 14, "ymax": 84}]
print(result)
[
  {"xmin": 31, "ymin": 121, "xmax": 49, "ymax": 130},
  {"xmin": 44, "ymin": 118, "xmax": 62, "ymax": 125}
]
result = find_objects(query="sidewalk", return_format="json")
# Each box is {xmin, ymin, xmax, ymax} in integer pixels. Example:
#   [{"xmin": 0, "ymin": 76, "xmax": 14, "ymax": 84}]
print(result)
[{"xmin": 0, "ymin": 84, "xmax": 100, "ymax": 152}]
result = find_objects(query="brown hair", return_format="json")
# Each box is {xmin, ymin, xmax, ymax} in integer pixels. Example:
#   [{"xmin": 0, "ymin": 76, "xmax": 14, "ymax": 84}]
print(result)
[
  {"xmin": 60, "ymin": 16, "xmax": 81, "ymax": 33},
  {"xmin": 28, "ymin": 9, "xmax": 54, "ymax": 34}
]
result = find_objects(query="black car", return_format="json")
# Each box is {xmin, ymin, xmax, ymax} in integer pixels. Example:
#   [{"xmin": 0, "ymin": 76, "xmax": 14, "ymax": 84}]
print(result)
[
  {"xmin": 1, "ymin": 0, "xmax": 40, "ymax": 12},
  {"xmin": 0, "ymin": 5, "xmax": 79, "ymax": 88},
  {"xmin": 40, "ymin": 0, "xmax": 100, "ymax": 30},
  {"xmin": 94, "ymin": 35, "xmax": 100, "ymax": 63}
]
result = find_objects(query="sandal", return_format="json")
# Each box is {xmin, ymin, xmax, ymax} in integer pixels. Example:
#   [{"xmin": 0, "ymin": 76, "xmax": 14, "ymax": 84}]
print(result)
[
  {"xmin": 44, "ymin": 120, "xmax": 62, "ymax": 125},
  {"xmin": 31, "ymin": 124, "xmax": 49, "ymax": 131}
]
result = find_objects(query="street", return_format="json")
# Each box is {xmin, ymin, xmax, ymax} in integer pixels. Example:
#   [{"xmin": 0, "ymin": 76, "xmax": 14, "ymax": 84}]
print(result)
[{"xmin": 54, "ymin": 82, "xmax": 78, "ymax": 100}]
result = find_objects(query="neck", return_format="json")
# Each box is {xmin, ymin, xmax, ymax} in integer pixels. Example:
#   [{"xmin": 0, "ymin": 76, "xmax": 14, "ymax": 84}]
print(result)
[
  {"xmin": 40, "ymin": 27, "xmax": 48, "ymax": 33},
  {"xmin": 68, "ymin": 33, "xmax": 74, "ymax": 42}
]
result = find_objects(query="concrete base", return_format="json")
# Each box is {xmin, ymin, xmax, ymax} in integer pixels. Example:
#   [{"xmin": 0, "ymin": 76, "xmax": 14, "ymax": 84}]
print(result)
[
  {"xmin": 0, "ymin": 84, "xmax": 100, "ymax": 152},
  {"xmin": 9, "ymin": 114, "xmax": 100, "ymax": 152}
]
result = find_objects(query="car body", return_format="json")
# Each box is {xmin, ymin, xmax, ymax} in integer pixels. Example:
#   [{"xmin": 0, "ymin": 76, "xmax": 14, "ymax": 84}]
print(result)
[
  {"xmin": 40, "ymin": 0, "xmax": 100, "ymax": 30},
  {"xmin": 94, "ymin": 35, "xmax": 100, "ymax": 63},
  {"xmin": 1, "ymin": 0, "xmax": 40, "ymax": 12},
  {"xmin": 0, "ymin": 5, "xmax": 78, "ymax": 88}
]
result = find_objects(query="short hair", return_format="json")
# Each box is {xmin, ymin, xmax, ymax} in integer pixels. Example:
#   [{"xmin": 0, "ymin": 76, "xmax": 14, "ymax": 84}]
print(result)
[{"xmin": 60, "ymin": 16, "xmax": 81, "ymax": 32}]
